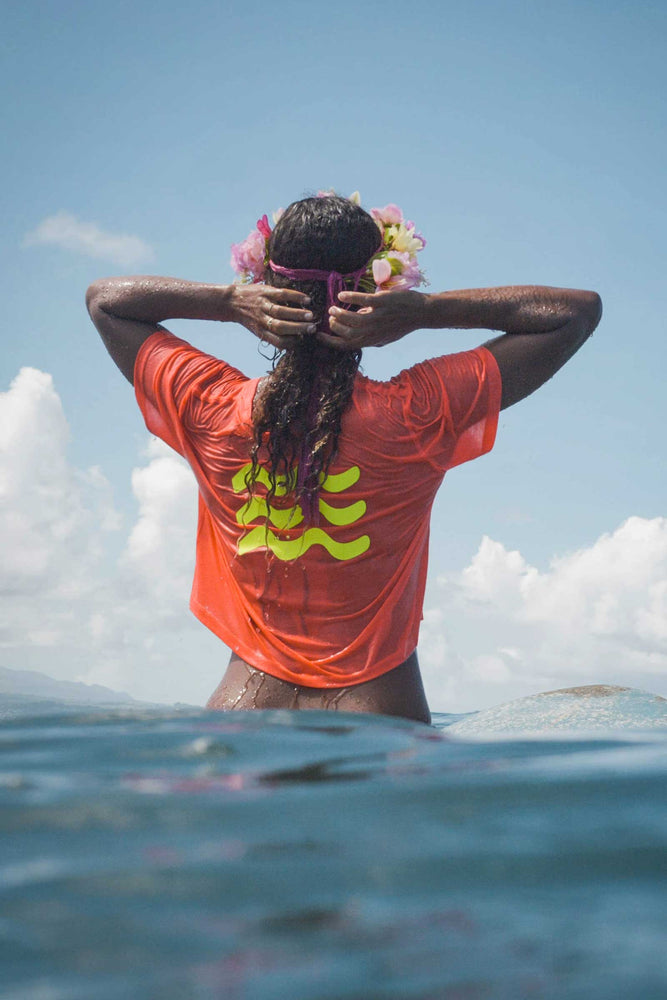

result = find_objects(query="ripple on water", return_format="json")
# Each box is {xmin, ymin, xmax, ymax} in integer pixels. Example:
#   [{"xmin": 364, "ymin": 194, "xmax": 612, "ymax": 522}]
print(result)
[{"xmin": 1, "ymin": 702, "xmax": 667, "ymax": 998}]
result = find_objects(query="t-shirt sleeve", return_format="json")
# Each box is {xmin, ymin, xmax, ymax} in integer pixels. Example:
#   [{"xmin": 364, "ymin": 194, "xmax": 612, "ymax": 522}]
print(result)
[
  {"xmin": 134, "ymin": 329, "xmax": 247, "ymax": 456},
  {"xmin": 396, "ymin": 346, "xmax": 502, "ymax": 470}
]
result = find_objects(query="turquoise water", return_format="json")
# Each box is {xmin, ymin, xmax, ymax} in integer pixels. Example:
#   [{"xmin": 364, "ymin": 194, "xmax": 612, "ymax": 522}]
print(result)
[{"xmin": 2, "ymin": 701, "xmax": 667, "ymax": 999}]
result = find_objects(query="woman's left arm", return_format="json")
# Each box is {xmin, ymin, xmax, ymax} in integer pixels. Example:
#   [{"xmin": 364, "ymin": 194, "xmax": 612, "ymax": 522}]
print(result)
[{"xmin": 86, "ymin": 276, "xmax": 315, "ymax": 383}]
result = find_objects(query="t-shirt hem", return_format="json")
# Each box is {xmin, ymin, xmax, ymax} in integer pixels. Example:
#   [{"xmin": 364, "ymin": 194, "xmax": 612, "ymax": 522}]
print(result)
[{"xmin": 190, "ymin": 597, "xmax": 415, "ymax": 690}]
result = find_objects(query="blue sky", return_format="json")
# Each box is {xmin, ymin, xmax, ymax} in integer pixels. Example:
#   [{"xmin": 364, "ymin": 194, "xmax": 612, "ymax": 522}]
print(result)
[{"xmin": 1, "ymin": 0, "xmax": 666, "ymax": 709}]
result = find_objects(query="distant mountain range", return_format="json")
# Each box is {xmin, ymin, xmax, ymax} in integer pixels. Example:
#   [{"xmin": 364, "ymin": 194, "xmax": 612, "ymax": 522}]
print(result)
[{"xmin": 0, "ymin": 665, "xmax": 145, "ymax": 706}]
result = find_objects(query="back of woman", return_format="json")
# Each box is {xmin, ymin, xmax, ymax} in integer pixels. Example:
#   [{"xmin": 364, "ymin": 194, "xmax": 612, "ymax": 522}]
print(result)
[
  {"xmin": 87, "ymin": 191, "xmax": 601, "ymax": 723},
  {"xmin": 134, "ymin": 321, "xmax": 499, "ymax": 692}
]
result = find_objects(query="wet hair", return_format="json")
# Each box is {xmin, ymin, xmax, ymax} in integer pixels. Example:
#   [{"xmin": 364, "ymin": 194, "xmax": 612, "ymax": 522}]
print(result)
[{"xmin": 248, "ymin": 196, "xmax": 380, "ymax": 515}]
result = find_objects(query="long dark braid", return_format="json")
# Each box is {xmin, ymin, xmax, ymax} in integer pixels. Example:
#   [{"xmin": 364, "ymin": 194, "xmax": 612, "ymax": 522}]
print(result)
[{"xmin": 246, "ymin": 196, "xmax": 379, "ymax": 516}]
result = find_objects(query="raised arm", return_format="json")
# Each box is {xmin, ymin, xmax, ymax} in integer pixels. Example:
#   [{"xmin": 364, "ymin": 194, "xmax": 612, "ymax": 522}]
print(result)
[
  {"xmin": 324, "ymin": 285, "xmax": 602, "ymax": 409},
  {"xmin": 86, "ymin": 276, "xmax": 315, "ymax": 383},
  {"xmin": 425, "ymin": 286, "xmax": 602, "ymax": 409}
]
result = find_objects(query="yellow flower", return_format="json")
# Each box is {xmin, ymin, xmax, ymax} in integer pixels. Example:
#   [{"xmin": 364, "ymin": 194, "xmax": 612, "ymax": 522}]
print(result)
[{"xmin": 388, "ymin": 223, "xmax": 424, "ymax": 254}]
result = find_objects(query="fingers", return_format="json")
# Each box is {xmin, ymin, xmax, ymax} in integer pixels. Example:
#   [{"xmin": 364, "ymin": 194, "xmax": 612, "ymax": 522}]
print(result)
[
  {"xmin": 261, "ymin": 325, "xmax": 310, "ymax": 350},
  {"xmin": 328, "ymin": 306, "xmax": 374, "ymax": 330},
  {"xmin": 316, "ymin": 330, "xmax": 358, "ymax": 351},
  {"xmin": 263, "ymin": 293, "xmax": 316, "ymax": 341},
  {"xmin": 337, "ymin": 290, "xmax": 378, "ymax": 308},
  {"xmin": 262, "ymin": 289, "xmax": 315, "ymax": 342},
  {"xmin": 327, "ymin": 316, "xmax": 359, "ymax": 341},
  {"xmin": 265, "ymin": 302, "xmax": 314, "ymax": 325},
  {"xmin": 320, "ymin": 315, "xmax": 368, "ymax": 350},
  {"xmin": 261, "ymin": 332, "xmax": 287, "ymax": 350},
  {"xmin": 264, "ymin": 287, "xmax": 312, "ymax": 308},
  {"xmin": 265, "ymin": 316, "xmax": 316, "ymax": 341}
]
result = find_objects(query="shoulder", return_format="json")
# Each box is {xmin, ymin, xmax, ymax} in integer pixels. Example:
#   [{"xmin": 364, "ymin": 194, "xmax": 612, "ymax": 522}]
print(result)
[
  {"xmin": 135, "ymin": 329, "xmax": 248, "ymax": 399},
  {"xmin": 345, "ymin": 348, "xmax": 501, "ymax": 470},
  {"xmin": 134, "ymin": 328, "xmax": 253, "ymax": 445},
  {"xmin": 397, "ymin": 346, "xmax": 500, "ymax": 390},
  {"xmin": 368, "ymin": 347, "xmax": 500, "ymax": 420}
]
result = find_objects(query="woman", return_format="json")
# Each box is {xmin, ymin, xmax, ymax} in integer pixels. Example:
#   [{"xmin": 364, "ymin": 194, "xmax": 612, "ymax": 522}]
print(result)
[{"xmin": 86, "ymin": 194, "xmax": 601, "ymax": 723}]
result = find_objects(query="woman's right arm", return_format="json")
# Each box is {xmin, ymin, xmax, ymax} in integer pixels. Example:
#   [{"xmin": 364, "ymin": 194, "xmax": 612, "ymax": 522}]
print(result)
[
  {"xmin": 324, "ymin": 286, "xmax": 602, "ymax": 410},
  {"xmin": 86, "ymin": 277, "xmax": 315, "ymax": 384}
]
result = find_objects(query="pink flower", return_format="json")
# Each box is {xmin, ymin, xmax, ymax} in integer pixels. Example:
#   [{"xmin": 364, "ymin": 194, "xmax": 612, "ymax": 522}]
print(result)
[
  {"xmin": 372, "ymin": 258, "xmax": 393, "ymax": 287},
  {"xmin": 230, "ymin": 227, "xmax": 267, "ymax": 282},
  {"xmin": 372, "ymin": 252, "xmax": 423, "ymax": 291},
  {"xmin": 256, "ymin": 214, "xmax": 272, "ymax": 240},
  {"xmin": 389, "ymin": 254, "xmax": 423, "ymax": 290},
  {"xmin": 370, "ymin": 203, "xmax": 404, "ymax": 226}
]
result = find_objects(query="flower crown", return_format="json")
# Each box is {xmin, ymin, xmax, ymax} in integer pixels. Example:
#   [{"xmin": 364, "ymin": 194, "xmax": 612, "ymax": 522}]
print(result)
[{"xmin": 230, "ymin": 191, "xmax": 427, "ymax": 293}]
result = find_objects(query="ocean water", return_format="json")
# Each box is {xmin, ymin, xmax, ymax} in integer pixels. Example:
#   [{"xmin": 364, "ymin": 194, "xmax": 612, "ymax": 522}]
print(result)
[{"xmin": 1, "ymin": 698, "xmax": 667, "ymax": 1000}]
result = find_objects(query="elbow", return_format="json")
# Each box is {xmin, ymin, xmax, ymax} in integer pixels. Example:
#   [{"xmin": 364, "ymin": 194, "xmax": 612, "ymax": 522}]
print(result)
[
  {"xmin": 559, "ymin": 291, "xmax": 602, "ymax": 363},
  {"xmin": 582, "ymin": 290, "xmax": 603, "ymax": 335},
  {"xmin": 86, "ymin": 279, "xmax": 107, "ymax": 318},
  {"xmin": 86, "ymin": 278, "xmax": 120, "ymax": 323}
]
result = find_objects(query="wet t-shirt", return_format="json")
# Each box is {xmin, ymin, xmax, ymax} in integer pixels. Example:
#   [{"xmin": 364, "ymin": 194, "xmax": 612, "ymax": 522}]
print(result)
[{"xmin": 134, "ymin": 330, "xmax": 501, "ymax": 687}]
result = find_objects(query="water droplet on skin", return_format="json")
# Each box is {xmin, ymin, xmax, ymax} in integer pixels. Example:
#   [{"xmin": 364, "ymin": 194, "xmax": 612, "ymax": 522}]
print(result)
[
  {"xmin": 250, "ymin": 673, "xmax": 266, "ymax": 709},
  {"xmin": 327, "ymin": 688, "xmax": 350, "ymax": 712},
  {"xmin": 228, "ymin": 664, "xmax": 255, "ymax": 709}
]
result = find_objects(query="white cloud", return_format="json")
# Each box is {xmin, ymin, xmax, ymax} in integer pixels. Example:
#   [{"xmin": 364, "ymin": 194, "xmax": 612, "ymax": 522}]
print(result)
[
  {"xmin": 420, "ymin": 520, "xmax": 667, "ymax": 712},
  {"xmin": 23, "ymin": 212, "xmax": 155, "ymax": 267},
  {"xmin": 81, "ymin": 438, "xmax": 224, "ymax": 704},
  {"xmin": 0, "ymin": 367, "xmax": 103, "ymax": 595},
  {"xmin": 0, "ymin": 369, "xmax": 221, "ymax": 705},
  {"xmin": 0, "ymin": 368, "xmax": 117, "ymax": 686},
  {"xmin": 121, "ymin": 438, "xmax": 197, "ymax": 604}
]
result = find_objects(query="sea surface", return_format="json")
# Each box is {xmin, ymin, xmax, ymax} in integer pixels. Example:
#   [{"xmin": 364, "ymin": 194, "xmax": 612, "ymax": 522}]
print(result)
[{"xmin": 1, "ymin": 696, "xmax": 667, "ymax": 999}]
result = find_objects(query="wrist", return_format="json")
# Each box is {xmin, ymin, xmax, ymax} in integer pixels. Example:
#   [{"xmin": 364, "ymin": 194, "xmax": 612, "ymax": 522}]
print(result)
[
  {"xmin": 421, "ymin": 293, "xmax": 438, "ymax": 329},
  {"xmin": 422, "ymin": 290, "xmax": 495, "ymax": 331},
  {"xmin": 422, "ymin": 291, "xmax": 458, "ymax": 329},
  {"xmin": 215, "ymin": 283, "xmax": 238, "ymax": 323}
]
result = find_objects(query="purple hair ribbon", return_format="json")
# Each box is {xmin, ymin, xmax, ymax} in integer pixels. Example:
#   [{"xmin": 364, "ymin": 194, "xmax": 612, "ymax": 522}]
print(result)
[
  {"xmin": 267, "ymin": 260, "xmax": 370, "ymax": 333},
  {"xmin": 295, "ymin": 376, "xmax": 321, "ymax": 525}
]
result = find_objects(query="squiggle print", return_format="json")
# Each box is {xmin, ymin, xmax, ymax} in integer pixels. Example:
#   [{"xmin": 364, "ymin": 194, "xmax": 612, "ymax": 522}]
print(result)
[{"xmin": 232, "ymin": 463, "xmax": 369, "ymax": 561}]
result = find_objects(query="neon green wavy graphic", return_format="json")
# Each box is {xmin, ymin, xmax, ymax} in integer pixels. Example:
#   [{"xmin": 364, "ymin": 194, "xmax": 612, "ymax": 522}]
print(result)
[
  {"xmin": 237, "ymin": 496, "xmax": 305, "ymax": 529},
  {"xmin": 231, "ymin": 463, "xmax": 361, "ymax": 496},
  {"xmin": 237, "ymin": 496, "xmax": 365, "ymax": 530},
  {"xmin": 319, "ymin": 466, "xmax": 361, "ymax": 493},
  {"xmin": 238, "ymin": 526, "xmax": 370, "ymax": 561},
  {"xmin": 232, "ymin": 462, "xmax": 369, "ymax": 561},
  {"xmin": 318, "ymin": 498, "xmax": 366, "ymax": 525}
]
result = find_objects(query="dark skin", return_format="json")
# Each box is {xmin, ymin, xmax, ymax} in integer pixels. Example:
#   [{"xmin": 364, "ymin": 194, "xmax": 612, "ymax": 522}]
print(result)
[
  {"xmin": 85, "ymin": 279, "xmax": 317, "ymax": 383},
  {"xmin": 207, "ymin": 651, "xmax": 431, "ymax": 722},
  {"xmin": 87, "ymin": 276, "xmax": 602, "ymax": 722}
]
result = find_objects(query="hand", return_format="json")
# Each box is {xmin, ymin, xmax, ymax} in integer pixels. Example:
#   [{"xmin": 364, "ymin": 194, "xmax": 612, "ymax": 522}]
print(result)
[
  {"xmin": 229, "ymin": 284, "xmax": 316, "ymax": 350},
  {"xmin": 318, "ymin": 290, "xmax": 428, "ymax": 351}
]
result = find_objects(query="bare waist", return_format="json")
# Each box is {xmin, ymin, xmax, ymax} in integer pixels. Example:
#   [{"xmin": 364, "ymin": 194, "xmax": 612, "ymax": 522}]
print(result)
[{"xmin": 206, "ymin": 650, "xmax": 431, "ymax": 724}]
